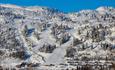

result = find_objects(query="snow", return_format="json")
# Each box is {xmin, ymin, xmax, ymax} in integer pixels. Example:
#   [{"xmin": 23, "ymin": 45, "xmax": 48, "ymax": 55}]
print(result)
[
  {"xmin": 0, "ymin": 4, "xmax": 115, "ymax": 69},
  {"xmin": 0, "ymin": 4, "xmax": 22, "ymax": 9}
]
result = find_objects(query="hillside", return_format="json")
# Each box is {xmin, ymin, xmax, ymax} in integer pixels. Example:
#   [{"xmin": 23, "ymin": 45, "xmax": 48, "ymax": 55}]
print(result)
[{"xmin": 0, "ymin": 4, "xmax": 115, "ymax": 70}]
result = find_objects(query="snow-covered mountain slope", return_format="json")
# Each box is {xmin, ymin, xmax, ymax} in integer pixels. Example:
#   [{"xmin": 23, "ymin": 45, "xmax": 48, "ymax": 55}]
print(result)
[{"xmin": 0, "ymin": 4, "xmax": 115, "ymax": 69}]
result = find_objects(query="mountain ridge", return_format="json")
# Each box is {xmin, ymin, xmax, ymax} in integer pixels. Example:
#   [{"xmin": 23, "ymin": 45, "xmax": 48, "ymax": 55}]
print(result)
[{"xmin": 1, "ymin": 4, "xmax": 114, "ymax": 13}]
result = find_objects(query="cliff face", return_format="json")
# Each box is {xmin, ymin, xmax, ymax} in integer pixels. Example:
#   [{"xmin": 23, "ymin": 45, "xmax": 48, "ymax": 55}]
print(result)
[{"xmin": 0, "ymin": 4, "xmax": 115, "ymax": 69}]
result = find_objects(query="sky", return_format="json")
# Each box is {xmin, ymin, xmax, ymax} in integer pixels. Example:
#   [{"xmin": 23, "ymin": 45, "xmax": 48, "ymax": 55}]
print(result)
[{"xmin": 0, "ymin": 0, "xmax": 115, "ymax": 13}]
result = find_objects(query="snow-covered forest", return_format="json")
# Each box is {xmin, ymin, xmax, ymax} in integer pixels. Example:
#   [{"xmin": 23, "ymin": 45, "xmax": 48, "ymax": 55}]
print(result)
[{"xmin": 0, "ymin": 4, "xmax": 115, "ymax": 70}]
